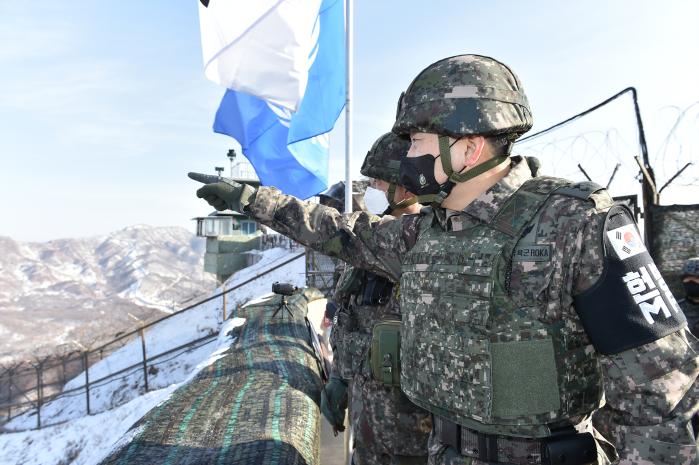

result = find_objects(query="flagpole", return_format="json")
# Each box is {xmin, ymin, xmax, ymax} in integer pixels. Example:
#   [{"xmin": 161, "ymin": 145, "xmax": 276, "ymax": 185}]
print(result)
[{"xmin": 344, "ymin": 0, "xmax": 353, "ymax": 214}]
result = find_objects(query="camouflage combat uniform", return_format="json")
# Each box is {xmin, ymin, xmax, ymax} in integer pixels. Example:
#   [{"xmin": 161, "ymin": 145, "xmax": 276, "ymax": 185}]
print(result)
[
  {"xmin": 327, "ymin": 133, "xmax": 431, "ymax": 465},
  {"xmin": 679, "ymin": 257, "xmax": 699, "ymax": 444},
  {"xmin": 193, "ymin": 55, "xmax": 699, "ymax": 464},
  {"xmin": 331, "ymin": 264, "xmax": 431, "ymax": 465},
  {"xmin": 243, "ymin": 154, "xmax": 699, "ymax": 464}
]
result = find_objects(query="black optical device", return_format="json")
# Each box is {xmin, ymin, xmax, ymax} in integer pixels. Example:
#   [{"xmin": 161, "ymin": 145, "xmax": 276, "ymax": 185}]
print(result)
[
  {"xmin": 272, "ymin": 282, "xmax": 297, "ymax": 296},
  {"xmin": 272, "ymin": 282, "xmax": 298, "ymax": 319}
]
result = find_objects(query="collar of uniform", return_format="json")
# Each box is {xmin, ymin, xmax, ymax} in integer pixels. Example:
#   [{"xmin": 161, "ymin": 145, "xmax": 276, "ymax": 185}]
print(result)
[{"xmin": 458, "ymin": 156, "xmax": 532, "ymax": 226}]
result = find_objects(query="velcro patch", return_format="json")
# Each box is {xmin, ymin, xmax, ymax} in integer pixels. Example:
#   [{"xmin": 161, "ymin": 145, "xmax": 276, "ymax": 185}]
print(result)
[
  {"xmin": 573, "ymin": 205, "xmax": 686, "ymax": 355},
  {"xmin": 513, "ymin": 244, "xmax": 552, "ymax": 262}
]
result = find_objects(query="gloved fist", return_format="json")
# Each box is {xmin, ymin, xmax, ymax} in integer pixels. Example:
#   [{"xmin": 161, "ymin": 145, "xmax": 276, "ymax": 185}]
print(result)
[
  {"xmin": 321, "ymin": 376, "xmax": 348, "ymax": 434},
  {"xmin": 188, "ymin": 172, "xmax": 257, "ymax": 212}
]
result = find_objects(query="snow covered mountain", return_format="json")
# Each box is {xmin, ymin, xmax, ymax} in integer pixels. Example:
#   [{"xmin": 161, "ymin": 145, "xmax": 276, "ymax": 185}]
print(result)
[{"xmin": 0, "ymin": 225, "xmax": 217, "ymax": 360}]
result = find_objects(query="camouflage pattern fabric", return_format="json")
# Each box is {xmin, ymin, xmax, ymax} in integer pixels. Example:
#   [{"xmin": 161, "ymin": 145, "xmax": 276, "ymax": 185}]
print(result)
[
  {"xmin": 594, "ymin": 296, "xmax": 699, "ymax": 454},
  {"xmin": 99, "ymin": 289, "xmax": 325, "ymax": 465},
  {"xmin": 330, "ymin": 265, "xmax": 431, "ymax": 464},
  {"xmin": 243, "ymin": 157, "xmax": 699, "ymax": 464},
  {"xmin": 399, "ymin": 172, "xmax": 611, "ymax": 434},
  {"xmin": 425, "ymin": 428, "xmax": 616, "ymax": 465},
  {"xmin": 678, "ymin": 297, "xmax": 699, "ymax": 447},
  {"xmin": 393, "ymin": 55, "xmax": 532, "ymax": 139},
  {"xmin": 349, "ymin": 374, "xmax": 432, "ymax": 465},
  {"xmin": 360, "ymin": 132, "xmax": 410, "ymax": 185}
]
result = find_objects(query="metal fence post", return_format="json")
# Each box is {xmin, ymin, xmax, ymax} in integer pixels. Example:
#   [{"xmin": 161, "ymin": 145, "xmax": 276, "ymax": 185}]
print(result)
[
  {"xmin": 140, "ymin": 327, "xmax": 149, "ymax": 392},
  {"xmin": 7, "ymin": 369, "xmax": 12, "ymax": 421},
  {"xmin": 222, "ymin": 283, "xmax": 227, "ymax": 321},
  {"xmin": 61, "ymin": 357, "xmax": 67, "ymax": 385},
  {"xmin": 83, "ymin": 351, "xmax": 91, "ymax": 415},
  {"xmin": 35, "ymin": 364, "xmax": 42, "ymax": 430}
]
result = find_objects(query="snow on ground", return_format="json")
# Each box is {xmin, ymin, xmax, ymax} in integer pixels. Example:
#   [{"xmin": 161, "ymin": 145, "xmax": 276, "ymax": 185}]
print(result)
[
  {"xmin": 0, "ymin": 318, "xmax": 246, "ymax": 465},
  {"xmin": 220, "ymin": 247, "xmax": 307, "ymax": 309},
  {"xmin": 0, "ymin": 387, "xmax": 177, "ymax": 465},
  {"xmin": 3, "ymin": 247, "xmax": 305, "ymax": 433}
]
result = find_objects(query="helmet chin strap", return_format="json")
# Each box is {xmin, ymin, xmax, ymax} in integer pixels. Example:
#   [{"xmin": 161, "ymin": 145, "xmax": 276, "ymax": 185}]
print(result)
[
  {"xmin": 433, "ymin": 135, "xmax": 510, "ymax": 205},
  {"xmin": 387, "ymin": 183, "xmax": 431, "ymax": 210}
]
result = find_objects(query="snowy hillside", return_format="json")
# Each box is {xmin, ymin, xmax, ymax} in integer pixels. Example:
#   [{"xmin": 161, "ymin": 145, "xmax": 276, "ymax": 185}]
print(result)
[
  {"xmin": 0, "ymin": 225, "xmax": 217, "ymax": 359},
  {"xmin": 0, "ymin": 247, "xmax": 307, "ymax": 465}
]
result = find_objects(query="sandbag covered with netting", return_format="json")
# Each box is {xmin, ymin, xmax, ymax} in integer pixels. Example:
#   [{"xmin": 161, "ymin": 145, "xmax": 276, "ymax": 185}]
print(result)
[{"xmin": 99, "ymin": 287, "xmax": 326, "ymax": 465}]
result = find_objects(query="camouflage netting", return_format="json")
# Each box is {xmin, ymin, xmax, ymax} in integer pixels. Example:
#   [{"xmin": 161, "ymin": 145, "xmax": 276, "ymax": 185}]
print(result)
[
  {"xmin": 99, "ymin": 288, "xmax": 326, "ymax": 465},
  {"xmin": 650, "ymin": 204, "xmax": 699, "ymax": 296}
]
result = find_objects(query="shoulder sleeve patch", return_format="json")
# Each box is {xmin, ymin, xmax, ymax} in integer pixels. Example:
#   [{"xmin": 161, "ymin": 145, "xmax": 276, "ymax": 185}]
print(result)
[{"xmin": 573, "ymin": 205, "xmax": 686, "ymax": 355}]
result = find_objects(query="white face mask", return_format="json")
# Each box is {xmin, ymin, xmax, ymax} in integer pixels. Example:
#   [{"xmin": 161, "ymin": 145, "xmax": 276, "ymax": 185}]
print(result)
[{"xmin": 363, "ymin": 186, "xmax": 389, "ymax": 214}]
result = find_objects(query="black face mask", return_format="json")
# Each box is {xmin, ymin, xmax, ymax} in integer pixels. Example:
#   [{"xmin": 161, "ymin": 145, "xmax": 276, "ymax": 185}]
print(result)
[
  {"xmin": 398, "ymin": 154, "xmax": 442, "ymax": 196},
  {"xmin": 684, "ymin": 281, "xmax": 699, "ymax": 299}
]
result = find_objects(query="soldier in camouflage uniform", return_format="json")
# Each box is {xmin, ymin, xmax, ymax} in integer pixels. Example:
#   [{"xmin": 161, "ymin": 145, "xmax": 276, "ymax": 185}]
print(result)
[
  {"xmin": 190, "ymin": 54, "xmax": 699, "ymax": 464},
  {"xmin": 323, "ymin": 132, "xmax": 432, "ymax": 465}
]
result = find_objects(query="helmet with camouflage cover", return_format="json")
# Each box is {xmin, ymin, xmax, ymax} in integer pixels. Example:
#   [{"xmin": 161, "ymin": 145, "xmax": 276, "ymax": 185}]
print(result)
[
  {"xmin": 393, "ymin": 54, "xmax": 533, "ymax": 139},
  {"xmin": 682, "ymin": 257, "xmax": 699, "ymax": 279},
  {"xmin": 360, "ymin": 132, "xmax": 409, "ymax": 185}
]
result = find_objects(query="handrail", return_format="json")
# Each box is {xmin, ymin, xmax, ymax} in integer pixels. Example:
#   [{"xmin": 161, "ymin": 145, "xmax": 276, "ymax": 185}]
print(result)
[
  {"xmin": 0, "ymin": 249, "xmax": 306, "ymax": 432},
  {"xmin": 90, "ymin": 251, "xmax": 305, "ymax": 354},
  {"xmin": 1, "ymin": 334, "xmax": 219, "ymax": 430}
]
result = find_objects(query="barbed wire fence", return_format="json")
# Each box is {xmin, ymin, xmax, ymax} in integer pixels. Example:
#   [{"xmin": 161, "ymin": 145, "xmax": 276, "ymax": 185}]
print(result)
[
  {"xmin": 514, "ymin": 88, "xmax": 699, "ymax": 294},
  {"xmin": 652, "ymin": 102, "xmax": 699, "ymax": 188},
  {"xmin": 515, "ymin": 88, "xmax": 698, "ymax": 203}
]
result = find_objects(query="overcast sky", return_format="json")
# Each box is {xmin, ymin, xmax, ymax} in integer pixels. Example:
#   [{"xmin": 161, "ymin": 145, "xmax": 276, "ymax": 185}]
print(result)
[{"xmin": 1, "ymin": 1, "xmax": 697, "ymax": 241}]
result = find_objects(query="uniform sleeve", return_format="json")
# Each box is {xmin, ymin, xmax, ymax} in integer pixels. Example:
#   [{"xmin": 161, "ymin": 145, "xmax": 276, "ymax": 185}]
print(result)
[
  {"xmin": 329, "ymin": 311, "xmax": 345, "ymax": 379},
  {"xmin": 246, "ymin": 186, "xmax": 420, "ymax": 281},
  {"xmin": 574, "ymin": 210, "xmax": 699, "ymax": 464},
  {"xmin": 329, "ymin": 265, "xmax": 353, "ymax": 380}
]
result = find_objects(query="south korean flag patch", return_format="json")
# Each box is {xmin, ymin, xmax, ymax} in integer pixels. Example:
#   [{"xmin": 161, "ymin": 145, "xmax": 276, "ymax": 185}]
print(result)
[
  {"xmin": 606, "ymin": 223, "xmax": 647, "ymax": 260},
  {"xmin": 574, "ymin": 205, "xmax": 687, "ymax": 355}
]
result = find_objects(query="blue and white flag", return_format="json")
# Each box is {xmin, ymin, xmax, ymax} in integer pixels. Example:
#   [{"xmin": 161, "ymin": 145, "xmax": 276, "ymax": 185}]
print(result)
[
  {"xmin": 200, "ymin": 0, "xmax": 345, "ymax": 199},
  {"xmin": 199, "ymin": 0, "xmax": 322, "ymax": 111}
]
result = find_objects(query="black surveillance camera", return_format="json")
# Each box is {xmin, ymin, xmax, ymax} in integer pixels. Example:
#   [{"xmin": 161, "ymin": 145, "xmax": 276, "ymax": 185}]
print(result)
[{"xmin": 272, "ymin": 282, "xmax": 297, "ymax": 296}]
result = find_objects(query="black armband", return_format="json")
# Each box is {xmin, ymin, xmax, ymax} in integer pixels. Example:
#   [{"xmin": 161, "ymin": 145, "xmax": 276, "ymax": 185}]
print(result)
[{"xmin": 573, "ymin": 205, "xmax": 686, "ymax": 355}]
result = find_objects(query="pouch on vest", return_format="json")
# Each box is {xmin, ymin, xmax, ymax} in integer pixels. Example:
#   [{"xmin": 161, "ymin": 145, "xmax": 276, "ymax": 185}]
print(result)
[
  {"xmin": 370, "ymin": 320, "xmax": 401, "ymax": 386},
  {"xmin": 334, "ymin": 266, "xmax": 363, "ymax": 302},
  {"xmin": 360, "ymin": 272, "xmax": 394, "ymax": 306}
]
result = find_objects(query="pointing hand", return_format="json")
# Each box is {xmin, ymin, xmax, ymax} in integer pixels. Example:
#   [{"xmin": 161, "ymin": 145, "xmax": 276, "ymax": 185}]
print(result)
[{"xmin": 188, "ymin": 172, "xmax": 257, "ymax": 213}]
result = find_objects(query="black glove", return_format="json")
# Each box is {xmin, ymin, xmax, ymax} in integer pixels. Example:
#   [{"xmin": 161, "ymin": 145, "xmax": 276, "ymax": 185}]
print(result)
[
  {"xmin": 320, "ymin": 376, "xmax": 348, "ymax": 434},
  {"xmin": 188, "ymin": 172, "xmax": 257, "ymax": 212}
]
